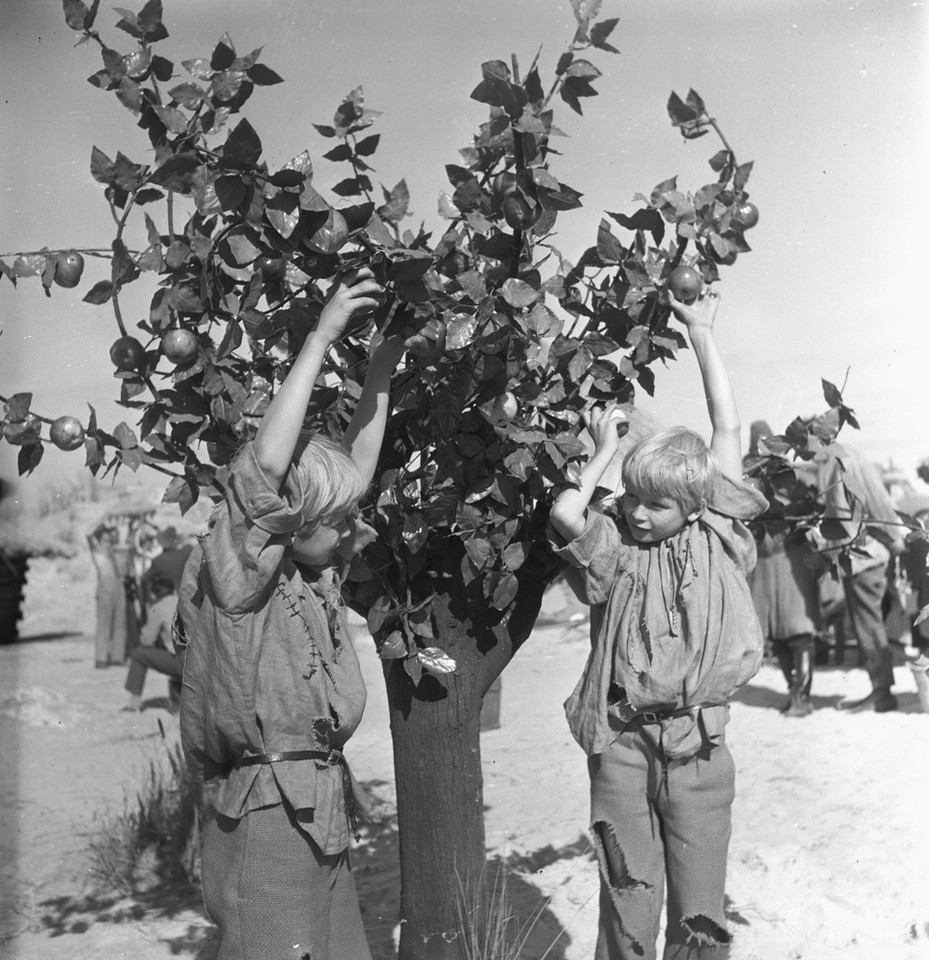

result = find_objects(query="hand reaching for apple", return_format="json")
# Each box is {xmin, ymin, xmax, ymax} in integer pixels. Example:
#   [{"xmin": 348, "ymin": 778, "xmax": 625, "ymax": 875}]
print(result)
[
  {"xmin": 668, "ymin": 287, "xmax": 721, "ymax": 333},
  {"xmin": 585, "ymin": 402, "xmax": 628, "ymax": 456},
  {"xmin": 316, "ymin": 267, "xmax": 385, "ymax": 344}
]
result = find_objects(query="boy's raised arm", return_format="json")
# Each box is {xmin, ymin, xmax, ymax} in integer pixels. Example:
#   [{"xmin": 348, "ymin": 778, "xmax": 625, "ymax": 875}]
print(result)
[
  {"xmin": 550, "ymin": 404, "xmax": 626, "ymax": 541},
  {"xmin": 253, "ymin": 268, "xmax": 383, "ymax": 490},
  {"xmin": 669, "ymin": 290, "xmax": 743, "ymax": 480},
  {"xmin": 340, "ymin": 324, "xmax": 407, "ymax": 488}
]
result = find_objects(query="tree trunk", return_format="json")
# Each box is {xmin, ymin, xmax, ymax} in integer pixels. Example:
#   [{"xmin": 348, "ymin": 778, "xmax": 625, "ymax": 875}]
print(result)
[
  {"xmin": 388, "ymin": 657, "xmax": 486, "ymax": 960},
  {"xmin": 387, "ymin": 554, "xmax": 552, "ymax": 960}
]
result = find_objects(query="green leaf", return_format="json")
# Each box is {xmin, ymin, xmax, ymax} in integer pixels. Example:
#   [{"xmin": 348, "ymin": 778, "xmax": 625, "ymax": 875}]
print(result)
[
  {"xmin": 500, "ymin": 278, "xmax": 539, "ymax": 308},
  {"xmin": 137, "ymin": 0, "xmax": 168, "ymax": 41},
  {"xmin": 17, "ymin": 443, "xmax": 44, "ymax": 476},
  {"xmin": 733, "ymin": 161, "xmax": 754, "ymax": 191},
  {"xmin": 162, "ymin": 475, "xmax": 199, "ymax": 515},
  {"xmin": 182, "ymin": 58, "xmax": 214, "ymax": 80},
  {"xmin": 323, "ymin": 143, "xmax": 353, "ymax": 162},
  {"xmin": 82, "ymin": 281, "xmax": 113, "ymax": 304},
  {"xmin": 313, "ymin": 124, "xmax": 337, "ymax": 138},
  {"xmin": 63, "ymin": 0, "xmax": 91, "ymax": 31},
  {"xmin": 607, "ymin": 208, "xmax": 664, "ymax": 246},
  {"xmin": 596, "ymin": 219, "xmax": 624, "ymax": 264},
  {"xmin": 169, "ymin": 82, "xmax": 204, "ymax": 109},
  {"xmin": 590, "ymin": 17, "xmax": 620, "ymax": 52},
  {"xmin": 332, "ymin": 177, "xmax": 366, "ymax": 197},
  {"xmin": 355, "ymin": 134, "xmax": 380, "ymax": 157},
  {"xmin": 565, "ymin": 59, "xmax": 602, "ymax": 80},
  {"xmin": 3, "ymin": 393, "xmax": 33, "ymax": 422},
  {"xmin": 90, "ymin": 146, "xmax": 115, "ymax": 185},
  {"xmin": 470, "ymin": 61, "xmax": 528, "ymax": 118},
  {"xmin": 822, "ymin": 379, "xmax": 843, "ymax": 408},
  {"xmin": 215, "ymin": 175, "xmax": 247, "ymax": 212},
  {"xmin": 492, "ymin": 572, "xmax": 518, "ymax": 610},
  {"xmin": 211, "ymin": 33, "xmax": 236, "ymax": 71},
  {"xmin": 148, "ymin": 153, "xmax": 200, "ymax": 192},
  {"xmin": 224, "ymin": 118, "xmax": 262, "ymax": 164},
  {"xmin": 463, "ymin": 536, "xmax": 492, "ymax": 570},
  {"xmin": 113, "ymin": 421, "xmax": 139, "ymax": 449},
  {"xmin": 560, "ymin": 76, "xmax": 598, "ymax": 115},
  {"xmin": 708, "ymin": 149, "xmax": 732, "ymax": 173},
  {"xmin": 247, "ymin": 63, "xmax": 283, "ymax": 85},
  {"xmin": 685, "ymin": 88, "xmax": 706, "ymax": 116},
  {"xmin": 377, "ymin": 180, "xmax": 409, "ymax": 223}
]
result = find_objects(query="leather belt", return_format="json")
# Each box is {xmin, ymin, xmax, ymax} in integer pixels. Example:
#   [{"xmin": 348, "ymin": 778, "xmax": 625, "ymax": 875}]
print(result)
[
  {"xmin": 634, "ymin": 702, "xmax": 725, "ymax": 724},
  {"xmin": 233, "ymin": 749, "xmax": 343, "ymax": 768}
]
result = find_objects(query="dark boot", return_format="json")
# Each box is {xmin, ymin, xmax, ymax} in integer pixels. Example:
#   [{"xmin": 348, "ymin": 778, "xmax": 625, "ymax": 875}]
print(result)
[
  {"xmin": 785, "ymin": 635, "xmax": 814, "ymax": 718},
  {"xmin": 772, "ymin": 638, "xmax": 795, "ymax": 713}
]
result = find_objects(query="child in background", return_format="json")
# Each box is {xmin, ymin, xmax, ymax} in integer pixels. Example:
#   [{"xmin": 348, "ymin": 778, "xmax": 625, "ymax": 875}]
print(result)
[
  {"xmin": 750, "ymin": 526, "xmax": 823, "ymax": 717},
  {"xmin": 122, "ymin": 573, "xmax": 182, "ymax": 712},
  {"xmin": 549, "ymin": 289, "xmax": 767, "ymax": 960},
  {"xmin": 179, "ymin": 268, "xmax": 404, "ymax": 960}
]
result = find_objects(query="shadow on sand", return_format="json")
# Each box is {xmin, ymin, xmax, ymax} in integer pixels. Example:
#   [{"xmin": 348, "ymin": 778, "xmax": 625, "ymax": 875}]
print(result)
[{"xmin": 34, "ymin": 779, "xmax": 581, "ymax": 960}]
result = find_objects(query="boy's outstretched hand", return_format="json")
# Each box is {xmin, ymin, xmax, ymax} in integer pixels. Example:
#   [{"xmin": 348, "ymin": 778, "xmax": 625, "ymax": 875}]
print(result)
[
  {"xmin": 585, "ymin": 402, "xmax": 628, "ymax": 457},
  {"xmin": 668, "ymin": 287, "xmax": 721, "ymax": 333},
  {"xmin": 316, "ymin": 267, "xmax": 384, "ymax": 343}
]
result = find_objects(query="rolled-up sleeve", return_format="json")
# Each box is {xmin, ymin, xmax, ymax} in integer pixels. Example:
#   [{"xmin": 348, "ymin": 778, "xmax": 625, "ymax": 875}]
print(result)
[
  {"xmin": 548, "ymin": 509, "xmax": 624, "ymax": 606},
  {"xmin": 202, "ymin": 443, "xmax": 306, "ymax": 613}
]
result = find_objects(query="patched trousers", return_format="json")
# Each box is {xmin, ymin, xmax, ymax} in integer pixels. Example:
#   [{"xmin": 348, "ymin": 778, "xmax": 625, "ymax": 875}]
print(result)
[
  {"xmin": 201, "ymin": 801, "xmax": 372, "ymax": 960},
  {"xmin": 588, "ymin": 725, "xmax": 735, "ymax": 960}
]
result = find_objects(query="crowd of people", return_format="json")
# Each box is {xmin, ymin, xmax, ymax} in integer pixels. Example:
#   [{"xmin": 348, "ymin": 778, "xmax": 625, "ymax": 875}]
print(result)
[
  {"xmin": 747, "ymin": 425, "xmax": 929, "ymax": 719},
  {"xmin": 85, "ymin": 272, "xmax": 928, "ymax": 960}
]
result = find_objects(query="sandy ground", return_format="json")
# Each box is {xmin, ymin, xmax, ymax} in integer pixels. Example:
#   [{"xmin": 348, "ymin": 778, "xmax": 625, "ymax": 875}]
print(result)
[{"xmin": 2, "ymin": 552, "xmax": 929, "ymax": 960}]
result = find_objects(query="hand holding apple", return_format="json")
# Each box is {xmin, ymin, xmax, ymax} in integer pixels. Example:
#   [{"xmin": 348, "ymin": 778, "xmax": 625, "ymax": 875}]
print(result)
[
  {"xmin": 586, "ymin": 402, "xmax": 628, "ymax": 456},
  {"xmin": 316, "ymin": 267, "xmax": 385, "ymax": 344},
  {"xmin": 668, "ymin": 286, "xmax": 721, "ymax": 333}
]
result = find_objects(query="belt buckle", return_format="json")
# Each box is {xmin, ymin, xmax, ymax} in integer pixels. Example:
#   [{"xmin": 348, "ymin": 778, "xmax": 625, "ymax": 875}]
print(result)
[
  {"xmin": 640, "ymin": 711, "xmax": 662, "ymax": 724},
  {"xmin": 326, "ymin": 748, "xmax": 343, "ymax": 765}
]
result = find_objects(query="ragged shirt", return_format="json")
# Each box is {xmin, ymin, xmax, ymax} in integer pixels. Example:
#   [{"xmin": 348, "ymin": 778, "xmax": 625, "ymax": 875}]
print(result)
[
  {"xmin": 550, "ymin": 474, "xmax": 767, "ymax": 761},
  {"xmin": 178, "ymin": 442, "xmax": 369, "ymax": 856}
]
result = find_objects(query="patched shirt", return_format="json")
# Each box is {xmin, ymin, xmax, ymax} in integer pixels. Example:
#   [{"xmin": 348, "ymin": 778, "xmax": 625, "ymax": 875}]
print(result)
[
  {"xmin": 550, "ymin": 475, "xmax": 767, "ymax": 760},
  {"xmin": 178, "ymin": 442, "xmax": 369, "ymax": 855}
]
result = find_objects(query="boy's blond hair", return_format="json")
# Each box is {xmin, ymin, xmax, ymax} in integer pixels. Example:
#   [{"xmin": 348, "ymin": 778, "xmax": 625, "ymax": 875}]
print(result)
[
  {"xmin": 621, "ymin": 426, "xmax": 718, "ymax": 514},
  {"xmin": 289, "ymin": 433, "xmax": 365, "ymax": 527}
]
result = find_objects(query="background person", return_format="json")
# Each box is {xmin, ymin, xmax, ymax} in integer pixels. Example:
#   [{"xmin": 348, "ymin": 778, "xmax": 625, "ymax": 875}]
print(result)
[
  {"xmin": 814, "ymin": 444, "xmax": 907, "ymax": 713},
  {"xmin": 122, "ymin": 574, "xmax": 182, "ymax": 712}
]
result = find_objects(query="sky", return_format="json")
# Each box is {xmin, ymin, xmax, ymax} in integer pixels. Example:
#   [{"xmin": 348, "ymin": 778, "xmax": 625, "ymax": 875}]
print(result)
[{"xmin": 1, "ymin": 0, "xmax": 927, "ymax": 502}]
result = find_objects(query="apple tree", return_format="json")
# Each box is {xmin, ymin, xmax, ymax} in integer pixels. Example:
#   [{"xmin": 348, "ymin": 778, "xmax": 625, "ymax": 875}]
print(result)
[{"xmin": 0, "ymin": 1, "xmax": 766, "ymax": 956}]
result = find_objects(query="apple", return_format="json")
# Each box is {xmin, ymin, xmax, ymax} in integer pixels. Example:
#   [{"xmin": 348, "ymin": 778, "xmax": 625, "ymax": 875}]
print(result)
[
  {"xmin": 54, "ymin": 250, "xmax": 85, "ymax": 288},
  {"xmin": 161, "ymin": 328, "xmax": 199, "ymax": 365},
  {"xmin": 2, "ymin": 414, "xmax": 41, "ymax": 446},
  {"xmin": 502, "ymin": 193, "xmax": 540, "ymax": 231},
  {"xmin": 49, "ymin": 415, "xmax": 85, "ymax": 451},
  {"xmin": 667, "ymin": 265, "xmax": 704, "ymax": 303},
  {"xmin": 256, "ymin": 254, "xmax": 285, "ymax": 281},
  {"xmin": 492, "ymin": 171, "xmax": 517, "ymax": 200},
  {"xmin": 439, "ymin": 251, "xmax": 469, "ymax": 277},
  {"xmin": 711, "ymin": 245, "xmax": 737, "ymax": 266},
  {"xmin": 733, "ymin": 201, "xmax": 759, "ymax": 229},
  {"xmin": 481, "ymin": 391, "xmax": 518, "ymax": 427},
  {"xmin": 109, "ymin": 335, "xmax": 146, "ymax": 371},
  {"xmin": 306, "ymin": 209, "xmax": 349, "ymax": 254}
]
